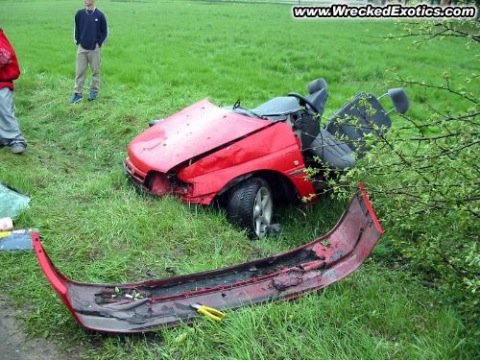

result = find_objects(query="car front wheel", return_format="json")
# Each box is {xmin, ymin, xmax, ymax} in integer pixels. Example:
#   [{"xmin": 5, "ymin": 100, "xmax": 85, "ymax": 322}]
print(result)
[{"xmin": 226, "ymin": 177, "xmax": 273, "ymax": 239}]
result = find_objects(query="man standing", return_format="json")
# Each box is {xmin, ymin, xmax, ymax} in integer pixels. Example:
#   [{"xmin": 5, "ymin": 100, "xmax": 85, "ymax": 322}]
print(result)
[
  {"xmin": 71, "ymin": 0, "xmax": 108, "ymax": 104},
  {"xmin": 0, "ymin": 28, "xmax": 26, "ymax": 155}
]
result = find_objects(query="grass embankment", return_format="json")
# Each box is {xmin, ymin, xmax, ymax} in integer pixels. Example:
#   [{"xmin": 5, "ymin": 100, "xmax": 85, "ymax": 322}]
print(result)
[{"xmin": 0, "ymin": 1, "xmax": 478, "ymax": 359}]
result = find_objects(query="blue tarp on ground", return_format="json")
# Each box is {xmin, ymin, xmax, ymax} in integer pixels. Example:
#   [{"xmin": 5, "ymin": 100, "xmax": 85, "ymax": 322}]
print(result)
[{"xmin": 0, "ymin": 229, "xmax": 35, "ymax": 251}]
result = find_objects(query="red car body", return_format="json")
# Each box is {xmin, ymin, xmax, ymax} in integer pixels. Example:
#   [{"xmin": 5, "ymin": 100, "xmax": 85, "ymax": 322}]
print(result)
[
  {"xmin": 125, "ymin": 80, "xmax": 408, "ymax": 238},
  {"xmin": 125, "ymin": 98, "xmax": 316, "ymax": 205}
]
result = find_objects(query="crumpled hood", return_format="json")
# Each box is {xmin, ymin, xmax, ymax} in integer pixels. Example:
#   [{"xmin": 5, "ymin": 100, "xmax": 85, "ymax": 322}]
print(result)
[{"xmin": 127, "ymin": 99, "xmax": 272, "ymax": 173}]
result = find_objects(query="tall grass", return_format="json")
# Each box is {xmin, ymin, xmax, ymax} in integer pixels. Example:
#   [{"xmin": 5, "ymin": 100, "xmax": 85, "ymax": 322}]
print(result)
[{"xmin": 0, "ymin": 0, "xmax": 478, "ymax": 359}]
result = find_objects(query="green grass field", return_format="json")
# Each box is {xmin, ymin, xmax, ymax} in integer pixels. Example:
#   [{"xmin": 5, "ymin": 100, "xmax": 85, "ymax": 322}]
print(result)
[{"xmin": 1, "ymin": 0, "xmax": 478, "ymax": 359}]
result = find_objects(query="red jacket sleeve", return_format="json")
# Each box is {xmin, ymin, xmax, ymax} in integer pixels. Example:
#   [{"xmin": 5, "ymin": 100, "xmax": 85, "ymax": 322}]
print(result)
[{"xmin": 0, "ymin": 29, "xmax": 21, "ymax": 87}]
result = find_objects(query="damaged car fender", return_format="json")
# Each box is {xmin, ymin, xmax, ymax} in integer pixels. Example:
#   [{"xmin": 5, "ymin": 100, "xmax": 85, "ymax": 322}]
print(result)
[{"xmin": 176, "ymin": 121, "xmax": 316, "ymax": 205}]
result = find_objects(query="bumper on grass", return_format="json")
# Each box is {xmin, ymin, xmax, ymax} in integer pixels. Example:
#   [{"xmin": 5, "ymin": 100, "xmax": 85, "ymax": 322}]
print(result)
[{"xmin": 33, "ymin": 184, "xmax": 382, "ymax": 334}]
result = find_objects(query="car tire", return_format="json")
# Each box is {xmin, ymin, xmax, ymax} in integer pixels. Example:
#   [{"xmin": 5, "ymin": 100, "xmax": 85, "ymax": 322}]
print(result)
[{"xmin": 226, "ymin": 177, "xmax": 273, "ymax": 239}]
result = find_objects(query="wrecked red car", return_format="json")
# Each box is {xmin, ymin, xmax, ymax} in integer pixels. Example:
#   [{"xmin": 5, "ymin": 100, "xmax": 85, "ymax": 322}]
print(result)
[
  {"xmin": 125, "ymin": 79, "xmax": 409, "ymax": 237},
  {"xmin": 34, "ymin": 185, "xmax": 382, "ymax": 334}
]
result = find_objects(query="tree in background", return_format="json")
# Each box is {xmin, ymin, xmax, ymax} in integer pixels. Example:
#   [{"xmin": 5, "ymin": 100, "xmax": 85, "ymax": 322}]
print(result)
[{"xmin": 330, "ymin": 18, "xmax": 479, "ymax": 348}]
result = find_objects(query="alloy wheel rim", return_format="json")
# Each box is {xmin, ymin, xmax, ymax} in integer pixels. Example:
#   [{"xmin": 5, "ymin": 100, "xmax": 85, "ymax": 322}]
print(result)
[{"xmin": 253, "ymin": 186, "xmax": 273, "ymax": 237}]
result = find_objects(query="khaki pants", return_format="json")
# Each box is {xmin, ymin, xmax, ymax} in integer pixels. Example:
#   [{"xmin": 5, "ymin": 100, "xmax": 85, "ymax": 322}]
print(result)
[{"xmin": 74, "ymin": 45, "xmax": 101, "ymax": 94}]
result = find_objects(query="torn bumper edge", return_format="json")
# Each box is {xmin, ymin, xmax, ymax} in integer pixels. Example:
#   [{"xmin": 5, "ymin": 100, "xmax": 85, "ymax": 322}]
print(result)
[{"xmin": 33, "ymin": 184, "xmax": 383, "ymax": 334}]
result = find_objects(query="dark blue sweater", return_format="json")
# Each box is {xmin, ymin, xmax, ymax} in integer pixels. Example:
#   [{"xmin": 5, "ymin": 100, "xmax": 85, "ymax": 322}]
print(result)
[{"xmin": 74, "ymin": 8, "xmax": 108, "ymax": 50}]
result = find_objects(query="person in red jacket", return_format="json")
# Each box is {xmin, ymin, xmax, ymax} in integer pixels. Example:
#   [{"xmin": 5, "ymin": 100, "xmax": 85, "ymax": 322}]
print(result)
[{"xmin": 0, "ymin": 28, "xmax": 26, "ymax": 154}]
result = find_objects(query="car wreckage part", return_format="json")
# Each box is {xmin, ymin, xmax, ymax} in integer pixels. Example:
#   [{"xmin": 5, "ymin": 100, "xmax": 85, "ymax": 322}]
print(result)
[
  {"xmin": 33, "ymin": 184, "xmax": 382, "ymax": 334},
  {"xmin": 125, "ymin": 98, "xmax": 317, "ymax": 206}
]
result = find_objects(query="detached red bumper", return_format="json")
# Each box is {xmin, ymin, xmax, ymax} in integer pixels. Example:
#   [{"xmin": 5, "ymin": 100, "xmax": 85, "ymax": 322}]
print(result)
[{"xmin": 33, "ymin": 184, "xmax": 382, "ymax": 334}]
